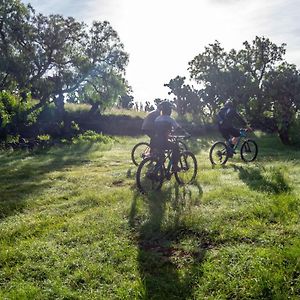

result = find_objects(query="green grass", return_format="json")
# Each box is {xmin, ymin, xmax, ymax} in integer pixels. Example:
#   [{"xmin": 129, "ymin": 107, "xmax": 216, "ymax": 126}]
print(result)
[{"xmin": 0, "ymin": 133, "xmax": 299, "ymax": 299}]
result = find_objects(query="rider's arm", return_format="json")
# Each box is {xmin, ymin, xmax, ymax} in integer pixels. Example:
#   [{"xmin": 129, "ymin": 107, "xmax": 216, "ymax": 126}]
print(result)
[
  {"xmin": 172, "ymin": 124, "xmax": 191, "ymax": 137},
  {"xmin": 231, "ymin": 109, "xmax": 248, "ymax": 128},
  {"xmin": 171, "ymin": 118, "xmax": 180, "ymax": 130},
  {"xmin": 238, "ymin": 114, "xmax": 252, "ymax": 131}
]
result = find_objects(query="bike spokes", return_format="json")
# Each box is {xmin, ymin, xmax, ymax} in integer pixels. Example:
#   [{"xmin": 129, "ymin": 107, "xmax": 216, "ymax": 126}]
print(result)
[
  {"xmin": 209, "ymin": 141, "xmax": 229, "ymax": 165},
  {"xmin": 240, "ymin": 140, "xmax": 258, "ymax": 162},
  {"xmin": 131, "ymin": 142, "xmax": 151, "ymax": 166},
  {"xmin": 175, "ymin": 151, "xmax": 197, "ymax": 185},
  {"xmin": 136, "ymin": 157, "xmax": 163, "ymax": 193}
]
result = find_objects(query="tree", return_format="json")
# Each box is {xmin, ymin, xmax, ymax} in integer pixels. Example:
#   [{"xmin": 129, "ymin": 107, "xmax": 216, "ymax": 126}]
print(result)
[
  {"xmin": 64, "ymin": 20, "xmax": 128, "ymax": 113},
  {"xmin": 262, "ymin": 62, "xmax": 300, "ymax": 144},
  {"xmin": 119, "ymin": 93, "xmax": 134, "ymax": 109},
  {"xmin": 164, "ymin": 76, "xmax": 206, "ymax": 122},
  {"xmin": 188, "ymin": 36, "xmax": 299, "ymax": 144},
  {"xmin": 0, "ymin": 0, "xmax": 33, "ymax": 91},
  {"xmin": 71, "ymin": 71, "xmax": 127, "ymax": 114},
  {"xmin": 0, "ymin": 1, "xmax": 129, "ymax": 110}
]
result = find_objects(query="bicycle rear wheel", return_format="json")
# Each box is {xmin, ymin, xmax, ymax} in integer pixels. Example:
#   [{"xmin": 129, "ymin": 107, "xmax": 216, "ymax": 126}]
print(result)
[
  {"xmin": 240, "ymin": 139, "xmax": 258, "ymax": 162},
  {"xmin": 209, "ymin": 141, "xmax": 229, "ymax": 165},
  {"xmin": 175, "ymin": 151, "xmax": 197, "ymax": 185},
  {"xmin": 131, "ymin": 142, "xmax": 151, "ymax": 166},
  {"xmin": 136, "ymin": 157, "xmax": 164, "ymax": 193}
]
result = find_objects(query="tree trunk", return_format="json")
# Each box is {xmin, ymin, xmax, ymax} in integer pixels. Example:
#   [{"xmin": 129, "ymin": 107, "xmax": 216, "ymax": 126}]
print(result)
[
  {"xmin": 54, "ymin": 93, "xmax": 65, "ymax": 120},
  {"xmin": 89, "ymin": 102, "xmax": 99, "ymax": 115},
  {"xmin": 278, "ymin": 127, "xmax": 291, "ymax": 145}
]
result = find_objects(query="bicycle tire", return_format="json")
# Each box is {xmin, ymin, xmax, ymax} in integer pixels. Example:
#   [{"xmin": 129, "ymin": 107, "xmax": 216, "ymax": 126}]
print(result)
[
  {"xmin": 131, "ymin": 142, "xmax": 151, "ymax": 166},
  {"xmin": 209, "ymin": 141, "xmax": 229, "ymax": 165},
  {"xmin": 240, "ymin": 139, "xmax": 258, "ymax": 162},
  {"xmin": 175, "ymin": 151, "xmax": 197, "ymax": 185},
  {"xmin": 136, "ymin": 157, "xmax": 164, "ymax": 193}
]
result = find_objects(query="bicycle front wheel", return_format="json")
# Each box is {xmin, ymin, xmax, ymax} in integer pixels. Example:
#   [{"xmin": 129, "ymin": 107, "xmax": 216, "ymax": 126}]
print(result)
[
  {"xmin": 209, "ymin": 141, "xmax": 229, "ymax": 165},
  {"xmin": 240, "ymin": 139, "xmax": 258, "ymax": 162},
  {"xmin": 131, "ymin": 142, "xmax": 151, "ymax": 166},
  {"xmin": 175, "ymin": 151, "xmax": 197, "ymax": 185},
  {"xmin": 136, "ymin": 157, "xmax": 164, "ymax": 193}
]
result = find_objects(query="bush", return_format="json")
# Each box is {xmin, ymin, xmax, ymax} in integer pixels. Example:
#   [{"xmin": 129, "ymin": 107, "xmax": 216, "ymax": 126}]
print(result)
[
  {"xmin": 71, "ymin": 130, "xmax": 114, "ymax": 144},
  {"xmin": 0, "ymin": 91, "xmax": 38, "ymax": 140}
]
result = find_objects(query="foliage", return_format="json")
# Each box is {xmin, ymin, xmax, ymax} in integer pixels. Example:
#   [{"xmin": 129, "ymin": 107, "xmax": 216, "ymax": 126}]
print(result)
[
  {"xmin": 0, "ymin": 91, "xmax": 37, "ymax": 130},
  {"xmin": 262, "ymin": 62, "xmax": 300, "ymax": 144},
  {"xmin": 0, "ymin": 0, "xmax": 129, "ymax": 117},
  {"xmin": 36, "ymin": 134, "xmax": 51, "ymax": 141},
  {"xmin": 164, "ymin": 76, "xmax": 206, "ymax": 122},
  {"xmin": 71, "ymin": 130, "xmax": 114, "ymax": 144},
  {"xmin": 70, "ymin": 72, "xmax": 128, "ymax": 114},
  {"xmin": 118, "ymin": 92, "xmax": 134, "ymax": 109},
  {"xmin": 188, "ymin": 36, "xmax": 300, "ymax": 144}
]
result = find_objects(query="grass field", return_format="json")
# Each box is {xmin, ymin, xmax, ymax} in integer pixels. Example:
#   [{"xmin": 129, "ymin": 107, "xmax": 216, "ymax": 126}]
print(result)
[{"xmin": 0, "ymin": 132, "xmax": 299, "ymax": 299}]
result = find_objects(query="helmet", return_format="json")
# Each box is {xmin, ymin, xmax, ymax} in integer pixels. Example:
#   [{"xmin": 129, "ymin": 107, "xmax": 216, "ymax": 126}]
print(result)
[
  {"xmin": 159, "ymin": 101, "xmax": 172, "ymax": 109},
  {"xmin": 160, "ymin": 101, "xmax": 173, "ymax": 115},
  {"xmin": 224, "ymin": 100, "xmax": 234, "ymax": 107}
]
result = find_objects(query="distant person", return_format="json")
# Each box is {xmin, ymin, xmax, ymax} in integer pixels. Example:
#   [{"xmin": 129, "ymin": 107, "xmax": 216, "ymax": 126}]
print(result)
[
  {"xmin": 153, "ymin": 101, "xmax": 181, "ymax": 171},
  {"xmin": 217, "ymin": 100, "xmax": 251, "ymax": 156},
  {"xmin": 141, "ymin": 103, "xmax": 162, "ymax": 142}
]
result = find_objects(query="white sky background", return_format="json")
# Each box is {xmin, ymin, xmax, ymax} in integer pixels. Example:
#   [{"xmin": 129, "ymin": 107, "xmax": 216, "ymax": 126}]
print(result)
[{"xmin": 23, "ymin": 0, "xmax": 300, "ymax": 103}]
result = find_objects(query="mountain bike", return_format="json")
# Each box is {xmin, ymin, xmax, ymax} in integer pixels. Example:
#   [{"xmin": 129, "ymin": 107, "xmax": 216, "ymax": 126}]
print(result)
[
  {"xmin": 136, "ymin": 136, "xmax": 197, "ymax": 193},
  {"xmin": 131, "ymin": 135, "xmax": 188, "ymax": 166},
  {"xmin": 209, "ymin": 128, "xmax": 258, "ymax": 165}
]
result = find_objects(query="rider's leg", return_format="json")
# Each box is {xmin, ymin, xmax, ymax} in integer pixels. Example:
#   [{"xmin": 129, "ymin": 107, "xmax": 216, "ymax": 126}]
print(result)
[
  {"xmin": 166, "ymin": 141, "xmax": 180, "ymax": 171},
  {"xmin": 219, "ymin": 126, "xmax": 235, "ymax": 156},
  {"xmin": 227, "ymin": 127, "xmax": 240, "ymax": 155},
  {"xmin": 231, "ymin": 136, "xmax": 238, "ymax": 145}
]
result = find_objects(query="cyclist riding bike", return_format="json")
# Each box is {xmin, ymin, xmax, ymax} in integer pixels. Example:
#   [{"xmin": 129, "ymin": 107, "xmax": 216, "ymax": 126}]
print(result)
[
  {"xmin": 141, "ymin": 103, "xmax": 162, "ymax": 144},
  {"xmin": 217, "ymin": 100, "xmax": 252, "ymax": 157},
  {"xmin": 152, "ymin": 101, "xmax": 183, "ymax": 171}
]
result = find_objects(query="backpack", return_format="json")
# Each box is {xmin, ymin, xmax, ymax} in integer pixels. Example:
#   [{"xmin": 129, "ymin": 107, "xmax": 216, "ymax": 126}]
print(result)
[{"xmin": 217, "ymin": 107, "xmax": 230, "ymax": 125}]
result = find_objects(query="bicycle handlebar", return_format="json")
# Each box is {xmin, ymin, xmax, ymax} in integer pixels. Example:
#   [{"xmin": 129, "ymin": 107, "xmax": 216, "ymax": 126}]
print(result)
[
  {"xmin": 169, "ymin": 134, "xmax": 191, "ymax": 140},
  {"xmin": 240, "ymin": 127, "xmax": 253, "ymax": 133}
]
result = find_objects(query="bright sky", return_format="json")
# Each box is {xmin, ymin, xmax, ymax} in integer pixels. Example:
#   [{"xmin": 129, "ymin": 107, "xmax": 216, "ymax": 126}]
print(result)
[{"xmin": 23, "ymin": 0, "xmax": 300, "ymax": 103}]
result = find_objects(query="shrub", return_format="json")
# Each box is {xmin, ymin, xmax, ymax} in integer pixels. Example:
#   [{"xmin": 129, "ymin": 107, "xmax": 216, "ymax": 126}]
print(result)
[
  {"xmin": 71, "ymin": 130, "xmax": 114, "ymax": 144},
  {"xmin": 37, "ymin": 134, "xmax": 51, "ymax": 141},
  {"xmin": 0, "ymin": 91, "xmax": 38, "ymax": 136}
]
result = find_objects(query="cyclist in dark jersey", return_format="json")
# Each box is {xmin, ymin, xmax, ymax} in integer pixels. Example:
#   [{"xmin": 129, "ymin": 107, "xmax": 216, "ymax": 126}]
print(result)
[
  {"xmin": 153, "ymin": 101, "xmax": 181, "ymax": 171},
  {"xmin": 141, "ymin": 104, "xmax": 162, "ymax": 140},
  {"xmin": 217, "ymin": 100, "xmax": 251, "ymax": 155}
]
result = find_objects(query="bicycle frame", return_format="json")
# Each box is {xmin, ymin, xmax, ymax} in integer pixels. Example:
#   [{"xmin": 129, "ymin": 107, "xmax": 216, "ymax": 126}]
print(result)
[
  {"xmin": 154, "ymin": 135, "xmax": 189, "ymax": 180},
  {"xmin": 142, "ymin": 133, "xmax": 191, "ymax": 183},
  {"xmin": 209, "ymin": 128, "xmax": 257, "ymax": 165},
  {"xmin": 152, "ymin": 150, "xmax": 174, "ymax": 181},
  {"xmin": 231, "ymin": 129, "xmax": 248, "ymax": 152},
  {"xmin": 136, "ymin": 136, "xmax": 198, "ymax": 192}
]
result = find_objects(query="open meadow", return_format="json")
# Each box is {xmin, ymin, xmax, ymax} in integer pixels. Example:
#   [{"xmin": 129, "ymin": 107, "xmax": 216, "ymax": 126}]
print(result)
[{"xmin": 0, "ymin": 133, "xmax": 299, "ymax": 299}]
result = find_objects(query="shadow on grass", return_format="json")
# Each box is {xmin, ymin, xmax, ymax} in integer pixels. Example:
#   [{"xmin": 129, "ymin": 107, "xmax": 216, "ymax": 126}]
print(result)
[
  {"xmin": 233, "ymin": 165, "xmax": 291, "ymax": 194},
  {"xmin": 0, "ymin": 143, "xmax": 96, "ymax": 220},
  {"xmin": 129, "ymin": 181, "xmax": 211, "ymax": 299}
]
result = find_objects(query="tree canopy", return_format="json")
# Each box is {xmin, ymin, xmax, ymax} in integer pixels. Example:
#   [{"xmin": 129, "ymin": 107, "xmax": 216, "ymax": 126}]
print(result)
[
  {"xmin": 164, "ymin": 36, "xmax": 300, "ymax": 144},
  {"xmin": 0, "ymin": 0, "xmax": 129, "ymax": 115}
]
